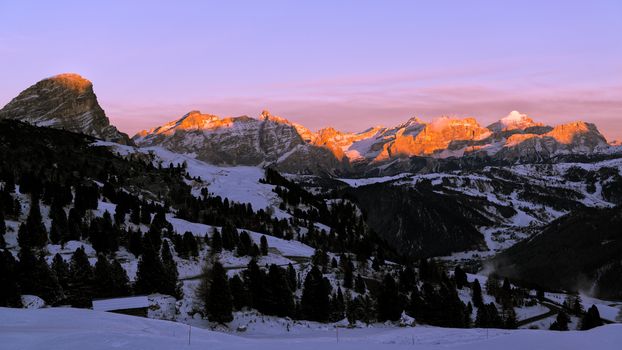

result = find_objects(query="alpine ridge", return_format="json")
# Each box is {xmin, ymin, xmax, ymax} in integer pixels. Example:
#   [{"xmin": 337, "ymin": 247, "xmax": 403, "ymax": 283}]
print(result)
[
  {"xmin": 0, "ymin": 73, "xmax": 132, "ymax": 144},
  {"xmin": 134, "ymin": 109, "xmax": 612, "ymax": 175}
]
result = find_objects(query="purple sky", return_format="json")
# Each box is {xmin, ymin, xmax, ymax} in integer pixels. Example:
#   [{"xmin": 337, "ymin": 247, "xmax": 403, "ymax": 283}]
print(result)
[{"xmin": 1, "ymin": 0, "xmax": 621, "ymax": 140}]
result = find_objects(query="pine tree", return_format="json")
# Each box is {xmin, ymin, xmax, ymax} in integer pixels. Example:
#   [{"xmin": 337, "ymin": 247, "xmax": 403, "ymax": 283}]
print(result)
[
  {"xmin": 265, "ymin": 264, "xmax": 295, "ymax": 317},
  {"xmin": 244, "ymin": 258, "xmax": 265, "ymax": 310},
  {"xmin": 354, "ymin": 274, "xmax": 366, "ymax": 294},
  {"xmin": 93, "ymin": 254, "xmax": 115, "ymax": 298},
  {"xmin": 472, "ymin": 279, "xmax": 483, "ymax": 308},
  {"xmin": 128, "ymin": 229, "xmax": 143, "ymax": 257},
  {"xmin": 286, "ymin": 263, "xmax": 297, "ymax": 290},
  {"xmin": 476, "ymin": 303, "xmax": 503, "ymax": 328},
  {"xmin": 161, "ymin": 240, "xmax": 182, "ymax": 299},
  {"xmin": 343, "ymin": 259, "xmax": 354, "ymax": 289},
  {"xmin": 17, "ymin": 248, "xmax": 62, "ymax": 305},
  {"xmin": 66, "ymin": 207, "xmax": 83, "ymax": 242},
  {"xmin": 485, "ymin": 275, "xmax": 501, "ymax": 297},
  {"xmin": 134, "ymin": 241, "xmax": 166, "ymax": 296},
  {"xmin": 377, "ymin": 274, "xmax": 402, "ymax": 322},
  {"xmin": 230, "ymin": 274, "xmax": 248, "ymax": 311},
  {"xmin": 205, "ymin": 261, "xmax": 233, "ymax": 323},
  {"xmin": 398, "ymin": 266, "xmax": 416, "ymax": 293},
  {"xmin": 210, "ymin": 230, "xmax": 223, "ymax": 254},
  {"xmin": 0, "ymin": 249, "xmax": 22, "ymax": 307},
  {"xmin": 48, "ymin": 197, "xmax": 67, "ymax": 245},
  {"xmin": 549, "ymin": 311, "xmax": 570, "ymax": 331},
  {"xmin": 330, "ymin": 287, "xmax": 345, "ymax": 322},
  {"xmin": 67, "ymin": 246, "xmax": 94, "ymax": 307},
  {"xmin": 580, "ymin": 305, "xmax": 604, "ymax": 330},
  {"xmin": 182, "ymin": 232, "xmax": 198, "ymax": 257},
  {"xmin": 301, "ymin": 265, "xmax": 331, "ymax": 322},
  {"xmin": 237, "ymin": 231, "xmax": 252, "ymax": 256},
  {"xmin": 109, "ymin": 259, "xmax": 130, "ymax": 296},
  {"xmin": 260, "ymin": 235, "xmax": 269, "ymax": 256},
  {"xmin": 454, "ymin": 266, "xmax": 468, "ymax": 289},
  {"xmin": 51, "ymin": 253, "xmax": 70, "ymax": 291},
  {"xmin": 502, "ymin": 304, "xmax": 518, "ymax": 329}
]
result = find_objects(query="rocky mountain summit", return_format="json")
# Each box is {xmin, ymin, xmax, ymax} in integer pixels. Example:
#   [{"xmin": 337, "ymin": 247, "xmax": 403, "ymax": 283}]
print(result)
[
  {"xmin": 0, "ymin": 73, "xmax": 131, "ymax": 144},
  {"xmin": 0, "ymin": 73, "xmax": 613, "ymax": 175},
  {"xmin": 134, "ymin": 110, "xmax": 344, "ymax": 174},
  {"xmin": 136, "ymin": 108, "xmax": 612, "ymax": 175}
]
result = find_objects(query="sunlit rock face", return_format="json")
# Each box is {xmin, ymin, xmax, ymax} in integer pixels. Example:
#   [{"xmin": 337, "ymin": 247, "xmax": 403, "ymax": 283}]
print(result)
[
  {"xmin": 134, "ymin": 110, "xmax": 346, "ymax": 174},
  {"xmin": 135, "ymin": 108, "xmax": 612, "ymax": 175},
  {"xmin": 0, "ymin": 73, "xmax": 131, "ymax": 144}
]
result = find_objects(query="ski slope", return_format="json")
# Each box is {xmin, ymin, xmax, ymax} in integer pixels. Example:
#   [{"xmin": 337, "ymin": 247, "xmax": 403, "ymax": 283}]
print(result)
[{"xmin": 1, "ymin": 307, "xmax": 621, "ymax": 350}]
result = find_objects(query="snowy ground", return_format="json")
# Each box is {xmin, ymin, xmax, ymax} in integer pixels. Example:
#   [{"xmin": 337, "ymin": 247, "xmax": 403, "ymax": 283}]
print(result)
[{"xmin": 1, "ymin": 307, "xmax": 621, "ymax": 350}]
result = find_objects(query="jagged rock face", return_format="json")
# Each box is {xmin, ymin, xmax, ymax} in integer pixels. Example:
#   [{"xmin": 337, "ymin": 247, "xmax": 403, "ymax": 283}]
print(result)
[
  {"xmin": 134, "ymin": 108, "xmax": 613, "ymax": 175},
  {"xmin": 497, "ymin": 121, "xmax": 608, "ymax": 161},
  {"xmin": 0, "ymin": 73, "xmax": 131, "ymax": 144},
  {"xmin": 134, "ymin": 110, "xmax": 346, "ymax": 173}
]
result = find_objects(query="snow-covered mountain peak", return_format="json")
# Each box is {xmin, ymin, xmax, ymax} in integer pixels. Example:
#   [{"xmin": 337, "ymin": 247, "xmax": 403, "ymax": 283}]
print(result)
[{"xmin": 488, "ymin": 111, "xmax": 544, "ymax": 132}]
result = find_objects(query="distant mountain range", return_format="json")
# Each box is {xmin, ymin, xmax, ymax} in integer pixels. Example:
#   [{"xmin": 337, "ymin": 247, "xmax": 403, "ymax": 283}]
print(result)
[{"xmin": 1, "ymin": 73, "xmax": 618, "ymax": 176}]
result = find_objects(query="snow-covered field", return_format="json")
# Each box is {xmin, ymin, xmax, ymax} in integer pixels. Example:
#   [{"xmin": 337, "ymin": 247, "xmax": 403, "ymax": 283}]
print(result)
[{"xmin": 1, "ymin": 307, "xmax": 621, "ymax": 350}]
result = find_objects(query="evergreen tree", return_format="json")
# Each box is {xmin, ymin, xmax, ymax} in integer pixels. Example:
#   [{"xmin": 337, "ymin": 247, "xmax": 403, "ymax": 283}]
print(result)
[
  {"xmin": 472, "ymin": 279, "xmax": 483, "ymax": 308},
  {"xmin": 343, "ymin": 259, "xmax": 354, "ymax": 289},
  {"xmin": 377, "ymin": 274, "xmax": 402, "ymax": 322},
  {"xmin": 49, "ymin": 219, "xmax": 62, "ymax": 245},
  {"xmin": 398, "ymin": 266, "xmax": 416, "ymax": 293},
  {"xmin": 550, "ymin": 311, "xmax": 570, "ymax": 331},
  {"xmin": 17, "ymin": 194, "xmax": 48, "ymax": 249},
  {"xmin": 286, "ymin": 263, "xmax": 297, "ymax": 290},
  {"xmin": 265, "ymin": 264, "xmax": 295, "ymax": 317},
  {"xmin": 330, "ymin": 287, "xmax": 345, "ymax": 322},
  {"xmin": 485, "ymin": 274, "xmax": 501, "ymax": 297},
  {"xmin": 128, "ymin": 229, "xmax": 143, "ymax": 257},
  {"xmin": 245, "ymin": 258, "xmax": 265, "ymax": 310},
  {"xmin": 109, "ymin": 259, "xmax": 130, "ymax": 296},
  {"xmin": 18, "ymin": 249, "xmax": 62, "ymax": 305},
  {"xmin": 93, "ymin": 254, "xmax": 115, "ymax": 298},
  {"xmin": 354, "ymin": 274, "xmax": 366, "ymax": 294},
  {"xmin": 67, "ymin": 246, "xmax": 94, "ymax": 307},
  {"xmin": 205, "ymin": 261, "xmax": 233, "ymax": 323},
  {"xmin": 229, "ymin": 274, "xmax": 248, "ymax": 311},
  {"xmin": 0, "ymin": 249, "xmax": 22, "ymax": 307},
  {"xmin": 134, "ymin": 241, "xmax": 166, "ymax": 296},
  {"xmin": 210, "ymin": 230, "xmax": 223, "ymax": 254},
  {"xmin": 146, "ymin": 225, "xmax": 162, "ymax": 252},
  {"xmin": 301, "ymin": 265, "xmax": 331, "ymax": 322},
  {"xmin": 454, "ymin": 266, "xmax": 468, "ymax": 289},
  {"xmin": 51, "ymin": 253, "xmax": 70, "ymax": 291},
  {"xmin": 502, "ymin": 304, "xmax": 518, "ymax": 329},
  {"xmin": 250, "ymin": 243, "xmax": 260, "ymax": 257},
  {"xmin": 48, "ymin": 198, "xmax": 67, "ymax": 245},
  {"xmin": 237, "ymin": 231, "xmax": 252, "ymax": 256},
  {"xmin": 580, "ymin": 305, "xmax": 604, "ymax": 330},
  {"xmin": 221, "ymin": 222, "xmax": 238, "ymax": 251},
  {"xmin": 260, "ymin": 235, "xmax": 269, "ymax": 256},
  {"xmin": 161, "ymin": 240, "xmax": 182, "ymax": 299},
  {"xmin": 182, "ymin": 232, "xmax": 199, "ymax": 258},
  {"xmin": 475, "ymin": 303, "xmax": 503, "ymax": 328},
  {"xmin": 66, "ymin": 207, "xmax": 83, "ymax": 242}
]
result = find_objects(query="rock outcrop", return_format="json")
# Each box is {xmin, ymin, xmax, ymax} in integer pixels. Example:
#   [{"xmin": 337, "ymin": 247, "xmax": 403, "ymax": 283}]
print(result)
[{"xmin": 0, "ymin": 73, "xmax": 131, "ymax": 144}]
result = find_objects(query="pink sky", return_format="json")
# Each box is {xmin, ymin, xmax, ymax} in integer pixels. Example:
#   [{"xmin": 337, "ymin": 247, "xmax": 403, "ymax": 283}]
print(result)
[{"xmin": 1, "ymin": 1, "xmax": 621, "ymax": 141}]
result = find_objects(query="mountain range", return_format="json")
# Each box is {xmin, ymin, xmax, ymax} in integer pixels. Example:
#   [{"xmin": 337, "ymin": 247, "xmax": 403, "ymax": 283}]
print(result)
[{"xmin": 1, "ymin": 73, "xmax": 616, "ymax": 177}]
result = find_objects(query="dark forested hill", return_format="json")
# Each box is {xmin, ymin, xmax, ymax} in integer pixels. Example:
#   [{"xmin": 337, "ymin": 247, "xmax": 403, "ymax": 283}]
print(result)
[{"xmin": 492, "ymin": 206, "xmax": 622, "ymax": 299}]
